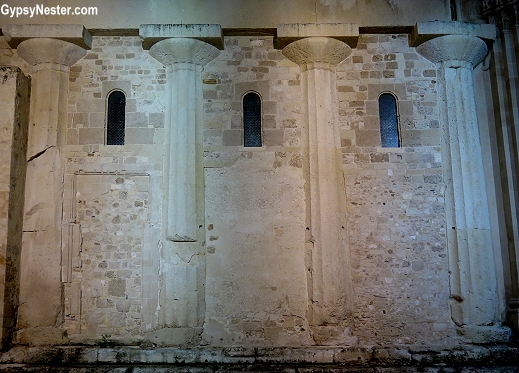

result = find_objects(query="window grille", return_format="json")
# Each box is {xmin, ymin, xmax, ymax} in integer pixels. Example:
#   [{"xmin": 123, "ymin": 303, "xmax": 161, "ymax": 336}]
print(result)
[
  {"xmin": 243, "ymin": 92, "xmax": 262, "ymax": 147},
  {"xmin": 107, "ymin": 90, "xmax": 125, "ymax": 145},
  {"xmin": 379, "ymin": 93, "xmax": 400, "ymax": 148}
]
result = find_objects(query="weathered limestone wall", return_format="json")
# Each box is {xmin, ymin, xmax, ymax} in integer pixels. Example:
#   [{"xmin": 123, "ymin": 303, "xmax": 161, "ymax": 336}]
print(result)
[
  {"xmin": 337, "ymin": 34, "xmax": 454, "ymax": 345},
  {"xmin": 202, "ymin": 37, "xmax": 310, "ymax": 346},
  {"xmin": 56, "ymin": 32, "xmax": 499, "ymax": 347},
  {"xmin": 0, "ymin": 27, "xmax": 510, "ymax": 349},
  {"xmin": 0, "ymin": 67, "xmax": 30, "ymax": 349},
  {"xmin": 200, "ymin": 35, "xmax": 456, "ymax": 346},
  {"xmin": 64, "ymin": 36, "xmax": 165, "ymax": 344}
]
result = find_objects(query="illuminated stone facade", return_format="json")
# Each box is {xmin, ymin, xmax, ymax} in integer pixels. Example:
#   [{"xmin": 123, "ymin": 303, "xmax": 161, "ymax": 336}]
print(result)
[{"xmin": 0, "ymin": 0, "xmax": 518, "ymax": 370}]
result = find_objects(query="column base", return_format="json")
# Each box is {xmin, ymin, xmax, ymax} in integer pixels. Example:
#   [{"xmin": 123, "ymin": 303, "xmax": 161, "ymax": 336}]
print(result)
[{"xmin": 456, "ymin": 325, "xmax": 512, "ymax": 343}]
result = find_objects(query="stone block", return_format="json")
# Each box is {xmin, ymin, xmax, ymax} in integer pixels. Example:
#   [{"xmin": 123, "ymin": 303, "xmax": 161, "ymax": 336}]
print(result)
[
  {"xmin": 126, "ymin": 112, "xmax": 148, "ymax": 128},
  {"xmin": 110, "ymin": 312, "xmax": 126, "ymax": 327},
  {"xmin": 66, "ymin": 129, "xmax": 78, "ymax": 145},
  {"xmin": 356, "ymin": 130, "xmax": 381, "ymax": 147},
  {"xmin": 108, "ymin": 279, "xmax": 126, "ymax": 297},
  {"xmin": 263, "ymin": 100, "xmax": 277, "ymax": 115},
  {"xmin": 368, "ymin": 83, "xmax": 395, "ymax": 100},
  {"xmin": 263, "ymin": 115, "xmax": 277, "ymax": 128},
  {"xmin": 374, "ymin": 348, "xmax": 412, "ymax": 366},
  {"xmin": 410, "ymin": 21, "xmax": 496, "ymax": 47},
  {"xmin": 231, "ymin": 115, "xmax": 242, "ymax": 129},
  {"xmin": 222, "ymin": 130, "xmax": 242, "ymax": 146},
  {"xmin": 102, "ymin": 80, "xmax": 132, "ymax": 97},
  {"xmin": 149, "ymin": 113, "xmax": 165, "ymax": 128},
  {"xmin": 264, "ymin": 129, "xmax": 284, "ymax": 146},
  {"xmin": 77, "ymin": 99, "xmax": 105, "ymax": 113},
  {"xmin": 89, "ymin": 112, "xmax": 105, "ymax": 128},
  {"xmin": 399, "ymin": 101, "xmax": 414, "ymax": 116},
  {"xmin": 363, "ymin": 115, "xmax": 379, "ymax": 130},
  {"xmin": 370, "ymin": 153, "xmax": 389, "ymax": 163},
  {"xmin": 72, "ymin": 112, "xmax": 88, "ymax": 125},
  {"xmin": 126, "ymin": 99, "xmax": 137, "ymax": 112},
  {"xmin": 140, "ymin": 24, "xmax": 224, "ymax": 50},
  {"xmin": 2, "ymin": 24, "xmax": 92, "ymax": 49},
  {"xmin": 78, "ymin": 128, "xmax": 104, "ymax": 145},
  {"xmin": 235, "ymin": 81, "xmax": 269, "ymax": 100},
  {"xmin": 125, "ymin": 128, "xmax": 155, "ymax": 144},
  {"xmin": 277, "ymin": 23, "xmax": 359, "ymax": 49}
]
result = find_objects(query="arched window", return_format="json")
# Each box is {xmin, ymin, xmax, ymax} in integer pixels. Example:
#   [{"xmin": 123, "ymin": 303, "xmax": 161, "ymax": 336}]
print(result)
[
  {"xmin": 243, "ymin": 92, "xmax": 262, "ymax": 147},
  {"xmin": 378, "ymin": 93, "xmax": 400, "ymax": 148},
  {"xmin": 106, "ymin": 90, "xmax": 126, "ymax": 145}
]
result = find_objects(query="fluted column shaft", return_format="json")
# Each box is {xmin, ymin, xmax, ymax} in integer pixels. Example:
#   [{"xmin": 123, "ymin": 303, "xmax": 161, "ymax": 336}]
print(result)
[
  {"xmin": 283, "ymin": 37, "xmax": 352, "ymax": 328},
  {"xmin": 4, "ymin": 35, "xmax": 88, "ymax": 343},
  {"xmin": 149, "ymin": 38, "xmax": 219, "ymax": 329},
  {"xmin": 417, "ymin": 34, "xmax": 500, "ymax": 330}
]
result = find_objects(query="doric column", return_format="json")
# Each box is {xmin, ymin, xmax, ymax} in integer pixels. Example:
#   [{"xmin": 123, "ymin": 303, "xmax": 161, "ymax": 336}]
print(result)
[
  {"xmin": 278, "ymin": 24, "xmax": 358, "ymax": 343},
  {"xmin": 140, "ymin": 25, "xmax": 221, "ymax": 337},
  {"xmin": 2, "ymin": 24, "xmax": 90, "ymax": 344},
  {"xmin": 412, "ymin": 21, "xmax": 511, "ymax": 342}
]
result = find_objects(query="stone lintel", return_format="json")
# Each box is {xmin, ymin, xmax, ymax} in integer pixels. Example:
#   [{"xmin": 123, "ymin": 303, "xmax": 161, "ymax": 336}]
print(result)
[
  {"xmin": 276, "ymin": 23, "xmax": 359, "ymax": 49},
  {"xmin": 410, "ymin": 21, "xmax": 496, "ymax": 47},
  {"xmin": 2, "ymin": 24, "xmax": 92, "ymax": 49},
  {"xmin": 139, "ymin": 24, "xmax": 223, "ymax": 50}
]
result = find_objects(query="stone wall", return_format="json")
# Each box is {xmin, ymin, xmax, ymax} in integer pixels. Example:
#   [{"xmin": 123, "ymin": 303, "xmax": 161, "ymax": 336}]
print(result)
[
  {"xmin": 0, "ymin": 67, "xmax": 30, "ymax": 349},
  {"xmin": 200, "ymin": 35, "xmax": 453, "ymax": 346},
  {"xmin": 60, "ymin": 33, "xmax": 464, "ymax": 346},
  {"xmin": 0, "ymin": 30, "xmax": 509, "ymax": 348},
  {"xmin": 64, "ymin": 36, "xmax": 165, "ymax": 344},
  {"xmin": 337, "ymin": 34, "xmax": 453, "ymax": 345},
  {"xmin": 202, "ymin": 37, "xmax": 309, "ymax": 346}
]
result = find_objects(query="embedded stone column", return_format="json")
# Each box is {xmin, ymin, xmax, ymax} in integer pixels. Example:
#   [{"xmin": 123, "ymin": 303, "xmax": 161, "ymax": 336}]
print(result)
[
  {"xmin": 2, "ymin": 25, "xmax": 90, "ymax": 345},
  {"xmin": 140, "ymin": 25, "xmax": 221, "ymax": 342},
  {"xmin": 0, "ymin": 67, "xmax": 30, "ymax": 349},
  {"xmin": 278, "ymin": 24, "xmax": 358, "ymax": 344},
  {"xmin": 412, "ymin": 21, "xmax": 511, "ymax": 342}
]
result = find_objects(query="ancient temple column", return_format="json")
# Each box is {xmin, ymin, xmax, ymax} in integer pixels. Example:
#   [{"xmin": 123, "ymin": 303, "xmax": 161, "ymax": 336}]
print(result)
[
  {"xmin": 2, "ymin": 25, "xmax": 91, "ymax": 344},
  {"xmin": 412, "ymin": 21, "xmax": 511, "ymax": 342},
  {"xmin": 140, "ymin": 25, "xmax": 221, "ymax": 341},
  {"xmin": 278, "ymin": 24, "xmax": 358, "ymax": 343}
]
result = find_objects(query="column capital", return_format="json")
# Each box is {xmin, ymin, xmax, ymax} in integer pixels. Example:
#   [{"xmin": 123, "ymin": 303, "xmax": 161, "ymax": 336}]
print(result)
[
  {"xmin": 281, "ymin": 37, "xmax": 352, "ymax": 70},
  {"xmin": 416, "ymin": 34, "xmax": 488, "ymax": 67},
  {"xmin": 17, "ymin": 38, "xmax": 88, "ymax": 67},
  {"xmin": 2, "ymin": 24, "xmax": 91, "ymax": 67},
  {"xmin": 139, "ymin": 24, "xmax": 222, "ymax": 67},
  {"xmin": 411, "ymin": 21, "xmax": 496, "ymax": 67},
  {"xmin": 148, "ymin": 38, "xmax": 220, "ymax": 67}
]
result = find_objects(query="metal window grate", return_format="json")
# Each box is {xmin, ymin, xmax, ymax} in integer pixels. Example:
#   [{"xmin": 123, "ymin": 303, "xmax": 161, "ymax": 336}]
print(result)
[
  {"xmin": 379, "ymin": 93, "xmax": 400, "ymax": 148},
  {"xmin": 243, "ymin": 92, "xmax": 262, "ymax": 147},
  {"xmin": 107, "ymin": 90, "xmax": 125, "ymax": 145}
]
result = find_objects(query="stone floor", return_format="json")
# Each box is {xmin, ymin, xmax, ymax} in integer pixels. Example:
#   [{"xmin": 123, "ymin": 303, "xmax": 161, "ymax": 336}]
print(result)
[{"xmin": 0, "ymin": 345, "xmax": 518, "ymax": 372}]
